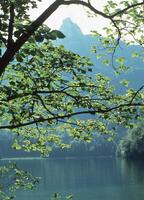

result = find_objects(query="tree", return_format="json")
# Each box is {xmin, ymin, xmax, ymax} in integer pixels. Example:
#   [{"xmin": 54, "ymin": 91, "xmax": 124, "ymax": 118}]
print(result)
[
  {"xmin": 0, "ymin": 0, "xmax": 144, "ymax": 199},
  {"xmin": 117, "ymin": 123, "xmax": 144, "ymax": 158}
]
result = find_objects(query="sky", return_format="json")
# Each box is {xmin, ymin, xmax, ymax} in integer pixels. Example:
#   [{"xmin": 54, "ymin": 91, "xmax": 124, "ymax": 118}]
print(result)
[{"xmin": 30, "ymin": 0, "xmax": 109, "ymax": 34}]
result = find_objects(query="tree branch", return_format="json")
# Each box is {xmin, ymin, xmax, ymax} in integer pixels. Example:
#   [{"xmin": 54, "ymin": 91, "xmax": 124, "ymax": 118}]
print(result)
[
  {"xmin": 111, "ymin": 1, "xmax": 144, "ymax": 18},
  {"xmin": 7, "ymin": 2, "xmax": 15, "ymax": 48},
  {"xmin": 0, "ymin": 0, "xmax": 64, "ymax": 76},
  {"xmin": 0, "ymin": 102, "xmax": 143, "ymax": 130},
  {"xmin": 1, "ymin": 89, "xmax": 80, "ymax": 102},
  {"xmin": 63, "ymin": 0, "xmax": 111, "ymax": 19},
  {"xmin": 129, "ymin": 85, "xmax": 144, "ymax": 105}
]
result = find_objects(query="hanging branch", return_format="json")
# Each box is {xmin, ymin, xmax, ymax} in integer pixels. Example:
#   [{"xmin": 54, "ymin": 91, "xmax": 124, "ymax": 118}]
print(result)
[{"xmin": 0, "ymin": 102, "xmax": 143, "ymax": 130}]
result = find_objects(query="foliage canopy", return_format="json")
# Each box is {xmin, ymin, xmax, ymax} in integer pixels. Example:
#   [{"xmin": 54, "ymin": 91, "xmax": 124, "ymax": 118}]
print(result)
[{"xmin": 0, "ymin": 0, "xmax": 143, "ymax": 154}]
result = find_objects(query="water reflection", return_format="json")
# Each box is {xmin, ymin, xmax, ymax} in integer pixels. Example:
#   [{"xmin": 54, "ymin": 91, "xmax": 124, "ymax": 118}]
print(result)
[
  {"xmin": 117, "ymin": 158, "xmax": 144, "ymax": 184},
  {"xmin": 0, "ymin": 160, "xmax": 40, "ymax": 200},
  {"xmin": 2, "ymin": 157, "xmax": 143, "ymax": 200}
]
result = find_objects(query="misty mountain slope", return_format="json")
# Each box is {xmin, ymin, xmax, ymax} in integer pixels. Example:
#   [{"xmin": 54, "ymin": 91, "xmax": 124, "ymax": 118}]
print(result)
[{"xmin": 56, "ymin": 18, "xmax": 144, "ymax": 89}]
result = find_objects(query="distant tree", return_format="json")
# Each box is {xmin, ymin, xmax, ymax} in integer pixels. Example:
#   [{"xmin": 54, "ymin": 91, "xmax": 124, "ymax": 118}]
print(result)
[{"xmin": 117, "ymin": 123, "xmax": 144, "ymax": 158}]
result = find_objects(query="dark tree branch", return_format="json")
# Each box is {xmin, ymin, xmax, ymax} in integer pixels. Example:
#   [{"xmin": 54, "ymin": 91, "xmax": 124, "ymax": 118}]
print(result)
[
  {"xmin": 1, "ymin": 89, "xmax": 80, "ymax": 102},
  {"xmin": 111, "ymin": 1, "xmax": 144, "ymax": 18},
  {"xmin": 109, "ymin": 18, "xmax": 122, "ymax": 69},
  {"xmin": 63, "ymin": 0, "xmax": 111, "ymax": 19},
  {"xmin": 7, "ymin": 2, "xmax": 15, "ymax": 48},
  {"xmin": 129, "ymin": 85, "xmax": 144, "ymax": 105},
  {"xmin": 0, "ymin": 102, "xmax": 143, "ymax": 130},
  {"xmin": 34, "ymin": 93, "xmax": 56, "ymax": 116},
  {"xmin": 0, "ymin": 0, "xmax": 64, "ymax": 76}
]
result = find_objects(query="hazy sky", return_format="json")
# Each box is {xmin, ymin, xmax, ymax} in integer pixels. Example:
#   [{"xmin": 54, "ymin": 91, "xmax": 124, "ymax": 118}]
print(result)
[{"xmin": 30, "ymin": 0, "xmax": 109, "ymax": 34}]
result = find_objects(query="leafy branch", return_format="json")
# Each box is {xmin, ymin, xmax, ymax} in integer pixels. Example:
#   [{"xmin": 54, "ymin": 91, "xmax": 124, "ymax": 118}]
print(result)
[
  {"xmin": 0, "ymin": 102, "xmax": 143, "ymax": 130},
  {"xmin": 0, "ymin": 0, "xmax": 144, "ymax": 75}
]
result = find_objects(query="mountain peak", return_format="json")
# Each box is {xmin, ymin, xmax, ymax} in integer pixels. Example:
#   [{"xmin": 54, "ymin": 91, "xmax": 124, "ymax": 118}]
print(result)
[{"xmin": 60, "ymin": 18, "xmax": 82, "ymax": 38}]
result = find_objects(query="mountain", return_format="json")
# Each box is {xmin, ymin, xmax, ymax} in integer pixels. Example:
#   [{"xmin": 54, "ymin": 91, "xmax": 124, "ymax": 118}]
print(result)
[
  {"xmin": 56, "ymin": 18, "xmax": 144, "ymax": 89},
  {"xmin": 60, "ymin": 18, "xmax": 83, "ymax": 38}
]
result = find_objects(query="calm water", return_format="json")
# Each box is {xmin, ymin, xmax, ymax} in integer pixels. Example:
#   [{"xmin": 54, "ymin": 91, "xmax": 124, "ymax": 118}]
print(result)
[{"xmin": 8, "ymin": 157, "xmax": 144, "ymax": 200}]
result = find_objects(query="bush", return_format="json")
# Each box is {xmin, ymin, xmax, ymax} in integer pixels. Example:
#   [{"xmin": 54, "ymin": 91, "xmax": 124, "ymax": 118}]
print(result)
[{"xmin": 117, "ymin": 124, "xmax": 144, "ymax": 159}]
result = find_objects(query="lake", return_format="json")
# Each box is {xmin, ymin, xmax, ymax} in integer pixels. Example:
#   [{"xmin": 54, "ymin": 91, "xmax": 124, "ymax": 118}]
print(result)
[{"xmin": 6, "ymin": 157, "xmax": 144, "ymax": 200}]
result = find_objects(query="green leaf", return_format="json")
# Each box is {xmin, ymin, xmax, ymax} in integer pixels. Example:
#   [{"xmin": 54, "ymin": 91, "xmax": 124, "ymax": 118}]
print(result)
[
  {"xmin": 16, "ymin": 54, "xmax": 23, "ymax": 62},
  {"xmin": 132, "ymin": 52, "xmax": 140, "ymax": 58},
  {"xmin": 120, "ymin": 79, "xmax": 129, "ymax": 87},
  {"xmin": 116, "ymin": 57, "xmax": 125, "ymax": 65},
  {"xmin": 102, "ymin": 59, "xmax": 110, "ymax": 66},
  {"xmin": 50, "ymin": 30, "xmax": 65, "ymax": 39},
  {"xmin": 35, "ymin": 34, "xmax": 44, "ymax": 42},
  {"xmin": 12, "ymin": 143, "xmax": 22, "ymax": 150}
]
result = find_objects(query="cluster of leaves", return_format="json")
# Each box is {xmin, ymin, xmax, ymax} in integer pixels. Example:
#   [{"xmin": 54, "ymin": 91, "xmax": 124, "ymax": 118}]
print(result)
[
  {"xmin": 34, "ymin": 25, "xmax": 65, "ymax": 43},
  {"xmin": 0, "ymin": 0, "xmax": 65, "ymax": 48},
  {"xmin": 0, "ymin": 162, "xmax": 40, "ymax": 200},
  {"xmin": 103, "ymin": 0, "xmax": 144, "ymax": 45},
  {"xmin": 0, "ymin": 0, "xmax": 42, "ymax": 46},
  {"xmin": 14, "ymin": 22, "xmax": 65, "ymax": 44},
  {"xmin": 90, "ymin": 0, "xmax": 144, "ymax": 72}
]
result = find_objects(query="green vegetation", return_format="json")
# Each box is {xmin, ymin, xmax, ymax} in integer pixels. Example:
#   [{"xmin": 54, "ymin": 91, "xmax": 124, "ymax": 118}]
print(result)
[
  {"xmin": 117, "ymin": 124, "xmax": 144, "ymax": 159},
  {"xmin": 50, "ymin": 193, "xmax": 73, "ymax": 200},
  {"xmin": 0, "ymin": 0, "xmax": 144, "ymax": 199},
  {"xmin": 0, "ymin": 162, "xmax": 40, "ymax": 200}
]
